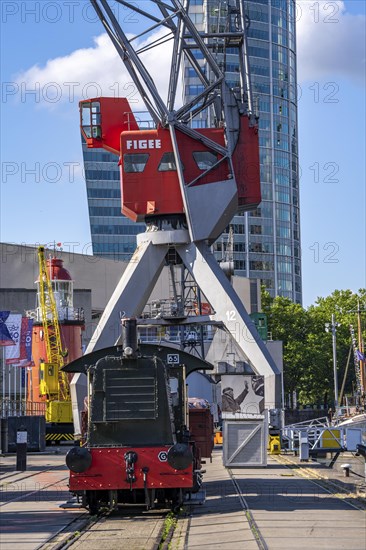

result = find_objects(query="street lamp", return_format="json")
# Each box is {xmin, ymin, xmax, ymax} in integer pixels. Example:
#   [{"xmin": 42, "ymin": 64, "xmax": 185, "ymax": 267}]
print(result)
[{"xmin": 325, "ymin": 314, "xmax": 340, "ymax": 411}]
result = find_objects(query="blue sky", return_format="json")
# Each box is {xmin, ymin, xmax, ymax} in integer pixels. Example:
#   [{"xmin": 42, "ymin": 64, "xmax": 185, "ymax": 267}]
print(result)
[{"xmin": 0, "ymin": 0, "xmax": 365, "ymax": 307}]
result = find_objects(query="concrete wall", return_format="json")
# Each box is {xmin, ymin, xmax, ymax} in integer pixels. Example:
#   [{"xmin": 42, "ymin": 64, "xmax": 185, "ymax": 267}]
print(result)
[
  {"xmin": 0, "ymin": 242, "xmax": 259, "ymax": 317},
  {"xmin": 0, "ymin": 289, "xmax": 37, "ymax": 314},
  {"xmin": 0, "ymin": 243, "xmax": 126, "ymax": 313},
  {"xmin": 284, "ymin": 409, "xmax": 328, "ymax": 425}
]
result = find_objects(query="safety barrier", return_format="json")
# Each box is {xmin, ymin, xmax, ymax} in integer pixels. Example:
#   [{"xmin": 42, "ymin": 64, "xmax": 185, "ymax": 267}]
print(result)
[{"xmin": 0, "ymin": 400, "xmax": 46, "ymax": 418}]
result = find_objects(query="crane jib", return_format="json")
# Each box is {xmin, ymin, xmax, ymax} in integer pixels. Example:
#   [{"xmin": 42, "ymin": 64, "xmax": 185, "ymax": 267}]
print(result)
[{"xmin": 37, "ymin": 247, "xmax": 71, "ymax": 407}]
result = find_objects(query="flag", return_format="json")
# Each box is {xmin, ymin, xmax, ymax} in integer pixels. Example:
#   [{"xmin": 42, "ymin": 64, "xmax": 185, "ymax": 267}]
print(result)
[
  {"xmin": 19, "ymin": 317, "xmax": 33, "ymax": 367},
  {"xmin": 5, "ymin": 314, "xmax": 22, "ymax": 364},
  {"xmin": 0, "ymin": 311, "xmax": 15, "ymax": 346},
  {"xmin": 356, "ymin": 349, "xmax": 366, "ymax": 362}
]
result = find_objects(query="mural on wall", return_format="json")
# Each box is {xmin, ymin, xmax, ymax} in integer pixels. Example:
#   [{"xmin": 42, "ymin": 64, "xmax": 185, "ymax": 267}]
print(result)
[{"xmin": 221, "ymin": 375, "xmax": 264, "ymax": 418}]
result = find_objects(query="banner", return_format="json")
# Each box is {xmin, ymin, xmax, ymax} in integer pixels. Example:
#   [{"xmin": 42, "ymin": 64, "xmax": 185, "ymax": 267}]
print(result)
[
  {"xmin": 5, "ymin": 316, "xmax": 34, "ymax": 366},
  {"xmin": 0, "ymin": 311, "xmax": 15, "ymax": 346},
  {"xmin": 4, "ymin": 314, "xmax": 22, "ymax": 363},
  {"xmin": 19, "ymin": 317, "xmax": 34, "ymax": 367}
]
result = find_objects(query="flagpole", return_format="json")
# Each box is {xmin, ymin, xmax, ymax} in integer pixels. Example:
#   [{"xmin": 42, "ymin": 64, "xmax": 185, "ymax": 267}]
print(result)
[
  {"xmin": 357, "ymin": 301, "xmax": 365, "ymax": 407},
  {"xmin": 19, "ymin": 366, "xmax": 22, "ymax": 414},
  {"xmin": 1, "ymin": 348, "xmax": 4, "ymax": 416},
  {"xmin": 24, "ymin": 368, "xmax": 27, "ymax": 413},
  {"xmin": 8, "ymin": 364, "xmax": 11, "ymax": 414},
  {"xmin": 14, "ymin": 365, "xmax": 17, "ymax": 415}
]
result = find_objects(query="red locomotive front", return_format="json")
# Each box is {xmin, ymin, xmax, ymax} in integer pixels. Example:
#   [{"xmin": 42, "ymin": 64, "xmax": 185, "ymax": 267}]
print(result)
[{"xmin": 69, "ymin": 446, "xmax": 194, "ymax": 492}]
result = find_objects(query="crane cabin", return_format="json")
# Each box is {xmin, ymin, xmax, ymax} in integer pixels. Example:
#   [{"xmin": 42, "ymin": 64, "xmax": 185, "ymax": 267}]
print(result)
[{"xmin": 80, "ymin": 97, "xmax": 261, "ymax": 224}]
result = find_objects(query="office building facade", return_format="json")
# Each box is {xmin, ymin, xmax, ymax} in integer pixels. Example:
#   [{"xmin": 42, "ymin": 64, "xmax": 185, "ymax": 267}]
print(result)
[
  {"xmin": 84, "ymin": 0, "xmax": 302, "ymax": 302},
  {"xmin": 185, "ymin": 0, "xmax": 301, "ymax": 303},
  {"xmin": 83, "ymin": 141, "xmax": 145, "ymax": 261}
]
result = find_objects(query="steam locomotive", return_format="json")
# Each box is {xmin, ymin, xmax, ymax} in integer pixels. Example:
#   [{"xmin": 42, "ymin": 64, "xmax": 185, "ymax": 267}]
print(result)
[{"xmin": 65, "ymin": 321, "xmax": 212, "ymax": 514}]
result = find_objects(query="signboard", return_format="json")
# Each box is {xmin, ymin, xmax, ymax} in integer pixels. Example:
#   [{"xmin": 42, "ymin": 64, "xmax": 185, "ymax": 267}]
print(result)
[
  {"xmin": 17, "ymin": 430, "xmax": 28, "ymax": 444},
  {"xmin": 167, "ymin": 354, "xmax": 180, "ymax": 364},
  {"xmin": 221, "ymin": 375, "xmax": 265, "ymax": 419}
]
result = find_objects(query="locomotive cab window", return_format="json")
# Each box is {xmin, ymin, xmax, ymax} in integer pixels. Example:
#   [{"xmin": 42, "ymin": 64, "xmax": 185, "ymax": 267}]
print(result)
[
  {"xmin": 193, "ymin": 151, "xmax": 218, "ymax": 170},
  {"xmin": 158, "ymin": 152, "xmax": 177, "ymax": 171},
  {"xmin": 124, "ymin": 153, "xmax": 149, "ymax": 173}
]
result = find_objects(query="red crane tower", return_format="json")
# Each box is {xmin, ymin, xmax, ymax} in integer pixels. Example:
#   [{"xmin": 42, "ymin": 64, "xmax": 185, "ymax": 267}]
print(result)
[{"xmin": 71, "ymin": 0, "xmax": 281, "ymax": 434}]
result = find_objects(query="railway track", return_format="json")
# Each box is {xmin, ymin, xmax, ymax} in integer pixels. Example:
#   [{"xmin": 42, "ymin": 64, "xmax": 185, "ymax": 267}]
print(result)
[
  {"xmin": 271, "ymin": 453, "xmax": 366, "ymax": 510},
  {"xmin": 227, "ymin": 470, "xmax": 269, "ymax": 550},
  {"xmin": 38, "ymin": 508, "xmax": 177, "ymax": 550},
  {"xmin": 0, "ymin": 468, "xmax": 69, "ymax": 507},
  {"xmin": 0, "ymin": 464, "xmax": 177, "ymax": 550}
]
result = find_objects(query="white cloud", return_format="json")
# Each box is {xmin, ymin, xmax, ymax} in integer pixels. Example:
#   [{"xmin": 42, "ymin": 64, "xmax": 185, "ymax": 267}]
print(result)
[
  {"xmin": 14, "ymin": 29, "xmax": 178, "ymax": 110},
  {"xmin": 296, "ymin": 0, "xmax": 365, "ymax": 84},
  {"xmin": 14, "ymin": 0, "xmax": 365, "ymax": 113}
]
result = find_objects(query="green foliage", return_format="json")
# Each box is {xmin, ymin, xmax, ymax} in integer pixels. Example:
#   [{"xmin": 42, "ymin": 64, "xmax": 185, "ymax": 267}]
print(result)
[
  {"xmin": 261, "ymin": 287, "xmax": 366, "ymax": 406},
  {"xmin": 261, "ymin": 285, "xmax": 273, "ymax": 315},
  {"xmin": 159, "ymin": 511, "xmax": 178, "ymax": 548}
]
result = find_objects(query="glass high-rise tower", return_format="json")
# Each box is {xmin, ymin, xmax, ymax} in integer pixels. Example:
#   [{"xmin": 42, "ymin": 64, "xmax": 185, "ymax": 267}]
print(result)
[
  {"xmin": 84, "ymin": 0, "xmax": 301, "ymax": 302},
  {"xmin": 83, "ymin": 141, "xmax": 145, "ymax": 261},
  {"xmin": 185, "ymin": 0, "xmax": 301, "ymax": 303}
]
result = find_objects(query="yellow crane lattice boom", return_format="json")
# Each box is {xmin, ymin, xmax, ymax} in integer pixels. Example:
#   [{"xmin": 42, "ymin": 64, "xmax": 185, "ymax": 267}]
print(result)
[{"xmin": 37, "ymin": 246, "xmax": 70, "ymax": 402}]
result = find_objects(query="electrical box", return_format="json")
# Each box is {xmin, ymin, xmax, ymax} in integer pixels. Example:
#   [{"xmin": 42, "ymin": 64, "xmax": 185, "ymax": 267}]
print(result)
[
  {"xmin": 269, "ymin": 408, "xmax": 282, "ymax": 431},
  {"xmin": 268, "ymin": 435, "xmax": 281, "ymax": 454},
  {"xmin": 345, "ymin": 428, "xmax": 362, "ymax": 451},
  {"xmin": 299, "ymin": 430, "xmax": 309, "ymax": 461},
  {"xmin": 6, "ymin": 416, "xmax": 46, "ymax": 452}
]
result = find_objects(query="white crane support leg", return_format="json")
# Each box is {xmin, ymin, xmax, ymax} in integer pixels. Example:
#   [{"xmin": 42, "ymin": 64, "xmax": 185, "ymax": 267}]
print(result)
[
  {"xmin": 85, "ymin": 239, "xmax": 168, "ymax": 353},
  {"xmin": 71, "ymin": 230, "xmax": 282, "ymax": 435},
  {"xmin": 177, "ymin": 241, "xmax": 281, "ymax": 408},
  {"xmin": 71, "ymin": 237, "xmax": 169, "ymax": 435},
  {"xmin": 177, "ymin": 241, "xmax": 279, "ymax": 376}
]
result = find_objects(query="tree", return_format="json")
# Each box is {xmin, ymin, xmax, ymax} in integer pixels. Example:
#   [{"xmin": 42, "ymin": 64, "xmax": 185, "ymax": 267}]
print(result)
[
  {"xmin": 308, "ymin": 289, "xmax": 366, "ymax": 404},
  {"xmin": 261, "ymin": 287, "xmax": 366, "ymax": 407}
]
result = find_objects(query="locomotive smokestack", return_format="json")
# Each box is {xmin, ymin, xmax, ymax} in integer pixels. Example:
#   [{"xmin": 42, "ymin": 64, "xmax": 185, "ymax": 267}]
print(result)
[{"xmin": 121, "ymin": 318, "xmax": 138, "ymax": 358}]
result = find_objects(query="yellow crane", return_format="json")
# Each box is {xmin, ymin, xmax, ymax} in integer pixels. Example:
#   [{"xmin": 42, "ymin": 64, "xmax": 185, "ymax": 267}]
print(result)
[{"xmin": 37, "ymin": 246, "xmax": 72, "ymax": 424}]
